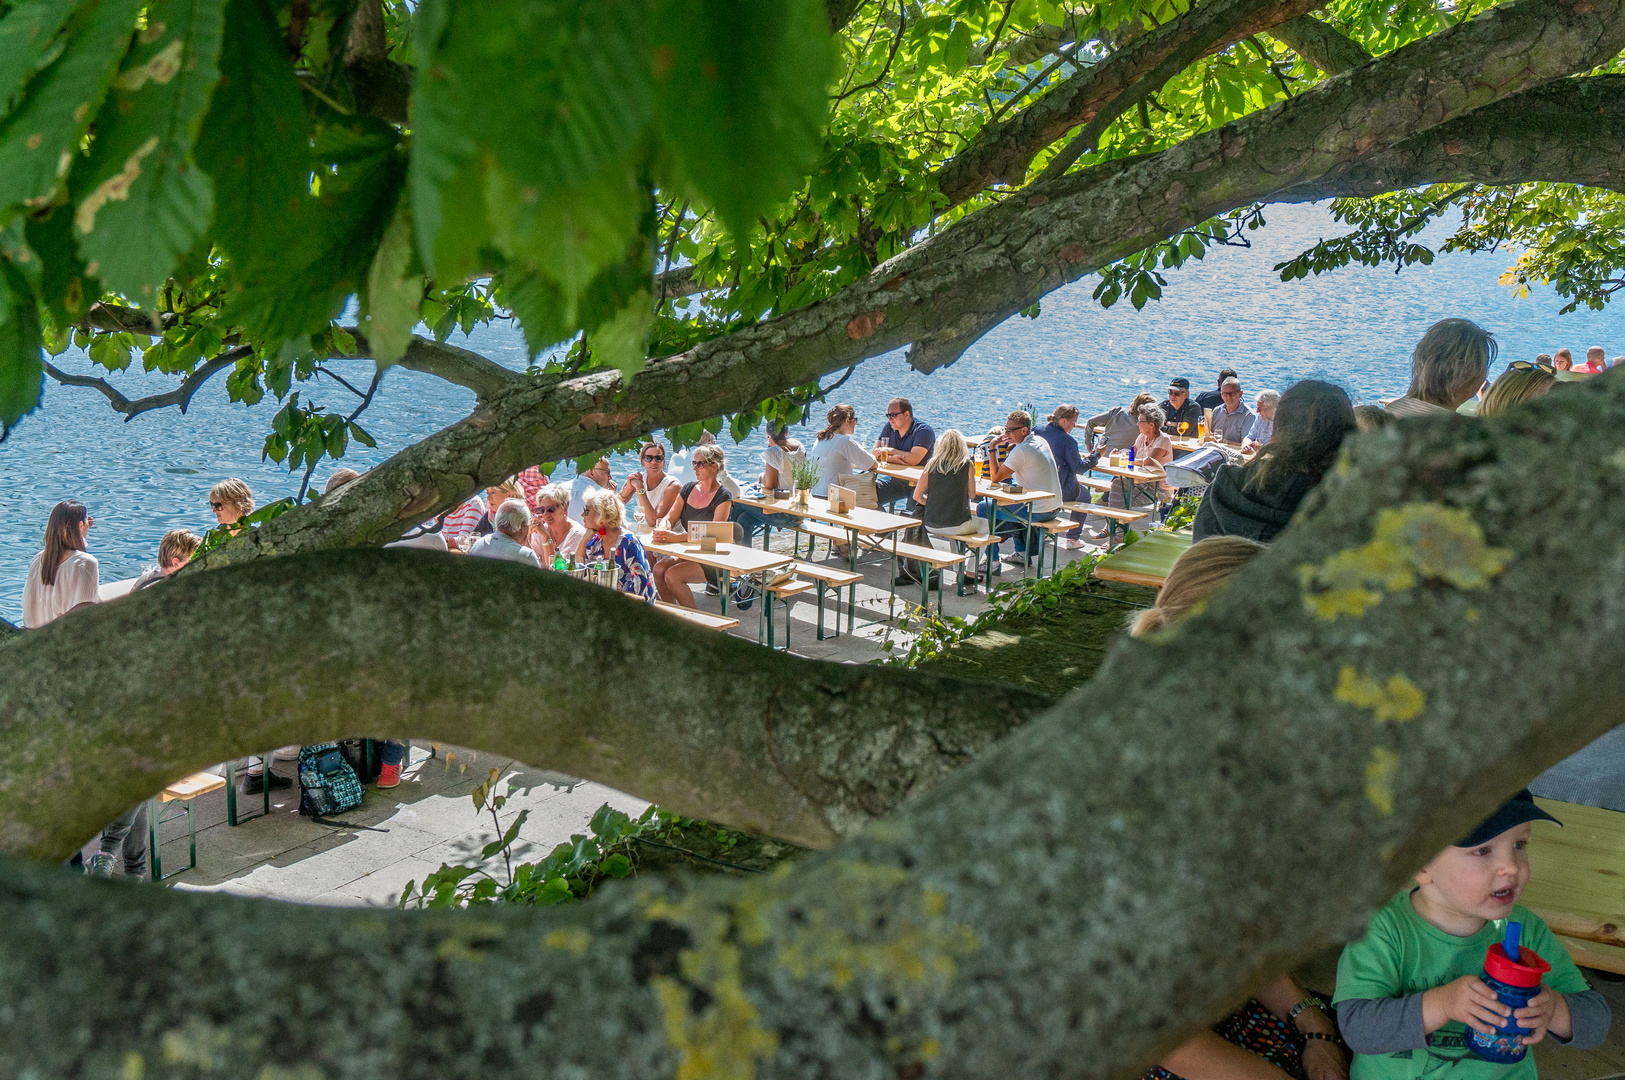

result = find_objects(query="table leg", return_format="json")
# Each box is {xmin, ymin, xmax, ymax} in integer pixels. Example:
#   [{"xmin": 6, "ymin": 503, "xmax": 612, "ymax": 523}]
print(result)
[
  {"xmin": 224, "ymin": 759, "xmax": 268, "ymax": 827},
  {"xmin": 815, "ymin": 581, "xmax": 828, "ymax": 640},
  {"xmin": 846, "ymin": 528, "xmax": 858, "ymax": 635},
  {"xmin": 719, "ymin": 570, "xmax": 730, "ymax": 617}
]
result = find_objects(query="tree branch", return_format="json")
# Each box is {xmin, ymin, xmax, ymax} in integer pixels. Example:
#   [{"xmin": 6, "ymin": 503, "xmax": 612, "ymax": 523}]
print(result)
[
  {"xmin": 0, "ymin": 552, "xmax": 1044, "ymax": 859},
  {"xmin": 42, "ymin": 347, "xmax": 250, "ymax": 421},
  {"xmin": 189, "ymin": 0, "xmax": 1625, "ymax": 566},
  {"xmin": 1269, "ymin": 14, "xmax": 1373, "ymax": 75},
  {"xmin": 342, "ymin": 0, "xmax": 412, "ymax": 125},
  {"xmin": 346, "ymin": 329, "xmax": 528, "ymax": 403},
  {"xmin": 826, "ymin": 0, "xmax": 870, "ymax": 34},
  {"xmin": 6, "ymin": 371, "xmax": 1625, "ymax": 1078},
  {"xmin": 653, "ymin": 264, "xmax": 702, "ymax": 304},
  {"xmin": 934, "ymin": 0, "xmax": 1324, "ymax": 206}
]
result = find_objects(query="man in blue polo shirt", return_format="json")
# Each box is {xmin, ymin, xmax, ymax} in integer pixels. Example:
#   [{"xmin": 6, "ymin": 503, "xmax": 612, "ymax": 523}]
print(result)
[{"xmin": 873, "ymin": 397, "xmax": 935, "ymax": 512}]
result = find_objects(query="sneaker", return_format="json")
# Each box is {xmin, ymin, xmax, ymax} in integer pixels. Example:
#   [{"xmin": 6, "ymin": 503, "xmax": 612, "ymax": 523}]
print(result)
[
  {"xmin": 730, "ymin": 581, "xmax": 757, "ymax": 611},
  {"xmin": 376, "ymin": 763, "xmax": 402, "ymax": 789},
  {"xmin": 1006, "ymin": 551, "xmax": 1029, "ymax": 566},
  {"xmin": 240, "ymin": 771, "xmax": 292, "ymax": 796},
  {"xmin": 704, "ymin": 582, "xmax": 721, "ymax": 596},
  {"xmin": 86, "ymin": 853, "xmax": 115, "ymax": 878},
  {"xmin": 271, "ymin": 745, "xmax": 301, "ymax": 761}
]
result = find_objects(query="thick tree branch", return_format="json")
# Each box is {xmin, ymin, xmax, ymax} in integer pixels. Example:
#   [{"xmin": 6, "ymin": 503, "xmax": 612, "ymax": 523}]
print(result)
[
  {"xmin": 1275, "ymin": 75, "xmax": 1625, "ymax": 199},
  {"xmin": 42, "ymin": 347, "xmax": 250, "ymax": 420},
  {"xmin": 935, "ymin": 0, "xmax": 1324, "ymax": 206},
  {"xmin": 82, "ymin": 301, "xmax": 174, "ymax": 336},
  {"xmin": 5, "ymin": 373, "xmax": 1625, "ymax": 1078},
  {"xmin": 1269, "ymin": 14, "xmax": 1373, "ymax": 74},
  {"xmin": 196, "ymin": 0, "xmax": 1625, "ymax": 564},
  {"xmin": 826, "ymin": 0, "xmax": 870, "ymax": 34},
  {"xmin": 342, "ymin": 0, "xmax": 411, "ymax": 125},
  {"xmin": 653, "ymin": 263, "xmax": 702, "ymax": 304},
  {"xmin": 0, "ymin": 552, "xmax": 1044, "ymax": 858}
]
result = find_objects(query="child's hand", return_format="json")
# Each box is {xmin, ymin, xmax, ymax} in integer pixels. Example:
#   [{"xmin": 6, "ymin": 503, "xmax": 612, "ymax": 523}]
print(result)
[
  {"xmin": 1514, "ymin": 987, "xmax": 1571, "ymax": 1046},
  {"xmin": 1422, "ymin": 975, "xmax": 1511, "ymax": 1036}
]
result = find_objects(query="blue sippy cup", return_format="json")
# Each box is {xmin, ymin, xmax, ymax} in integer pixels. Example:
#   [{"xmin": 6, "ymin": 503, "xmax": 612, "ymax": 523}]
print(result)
[{"xmin": 1466, "ymin": 922, "xmax": 1551, "ymax": 1063}]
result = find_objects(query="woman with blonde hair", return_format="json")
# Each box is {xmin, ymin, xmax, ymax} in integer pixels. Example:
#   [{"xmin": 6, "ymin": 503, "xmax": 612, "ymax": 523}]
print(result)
[
  {"xmin": 1478, "ymin": 363, "xmax": 1557, "ymax": 417},
  {"xmin": 22, "ymin": 500, "xmax": 99, "ymax": 628},
  {"xmin": 1126, "ymin": 535, "xmax": 1348, "ymax": 1080},
  {"xmin": 209, "ymin": 478, "xmax": 254, "ymax": 526},
  {"xmin": 651, "ymin": 443, "xmax": 744, "ymax": 608},
  {"xmin": 1129, "ymin": 536, "xmax": 1266, "ymax": 637},
  {"xmin": 619, "ymin": 441, "xmax": 680, "ymax": 528},
  {"xmin": 913, "ymin": 429, "xmax": 982, "ymax": 538},
  {"xmin": 575, "ymin": 490, "xmax": 655, "ymax": 602},
  {"xmin": 530, "ymin": 483, "xmax": 587, "ymax": 567},
  {"xmin": 809, "ymin": 402, "xmax": 876, "ymax": 498}
]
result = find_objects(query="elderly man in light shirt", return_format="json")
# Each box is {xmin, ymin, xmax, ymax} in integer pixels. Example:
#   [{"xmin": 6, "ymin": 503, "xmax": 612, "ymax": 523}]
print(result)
[
  {"xmin": 469, "ymin": 500, "xmax": 542, "ymax": 567},
  {"xmin": 1385, "ymin": 318, "xmax": 1494, "ymax": 416},
  {"xmin": 1205, "ymin": 377, "xmax": 1252, "ymax": 445}
]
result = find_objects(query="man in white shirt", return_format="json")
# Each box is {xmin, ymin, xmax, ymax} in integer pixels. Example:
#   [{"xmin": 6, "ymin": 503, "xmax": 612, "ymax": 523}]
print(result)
[
  {"xmin": 980, "ymin": 410, "xmax": 1061, "ymax": 567},
  {"xmin": 469, "ymin": 500, "xmax": 542, "ymax": 567},
  {"xmin": 1386, "ymin": 318, "xmax": 1494, "ymax": 416}
]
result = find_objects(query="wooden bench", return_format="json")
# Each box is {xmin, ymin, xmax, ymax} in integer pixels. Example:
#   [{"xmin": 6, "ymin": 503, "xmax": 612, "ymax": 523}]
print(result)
[
  {"xmin": 786, "ymin": 561, "xmax": 864, "ymax": 640},
  {"xmin": 761, "ymin": 577, "xmax": 817, "ymax": 650},
  {"xmin": 654, "ymin": 600, "xmax": 739, "ymax": 632},
  {"xmin": 794, "ymin": 520, "xmax": 854, "ymax": 561},
  {"xmin": 1078, "ymin": 475, "xmax": 1112, "ymax": 495},
  {"xmin": 1092, "ymin": 529, "xmax": 1193, "ymax": 590},
  {"xmin": 1524, "ymin": 797, "xmax": 1625, "ymax": 974},
  {"xmin": 1060, "ymin": 501, "xmax": 1152, "ymax": 525},
  {"xmin": 149, "ymin": 771, "xmax": 227, "ymax": 880}
]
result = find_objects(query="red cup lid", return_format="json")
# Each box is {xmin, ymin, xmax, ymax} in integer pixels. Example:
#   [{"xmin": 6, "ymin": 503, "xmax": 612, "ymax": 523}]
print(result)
[{"xmin": 1484, "ymin": 942, "xmax": 1550, "ymax": 987}]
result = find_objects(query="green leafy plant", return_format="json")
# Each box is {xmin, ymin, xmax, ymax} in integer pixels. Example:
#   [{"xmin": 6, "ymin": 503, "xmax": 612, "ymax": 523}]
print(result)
[
  {"xmin": 399, "ymin": 768, "xmax": 775, "ymax": 909},
  {"xmin": 789, "ymin": 453, "xmax": 822, "ymax": 492}
]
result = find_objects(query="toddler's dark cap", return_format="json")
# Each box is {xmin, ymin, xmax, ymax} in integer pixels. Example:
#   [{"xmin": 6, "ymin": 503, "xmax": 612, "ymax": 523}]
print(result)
[
  {"xmin": 1455, "ymin": 790, "xmax": 1562, "ymax": 848},
  {"xmin": 1168, "ymin": 377, "xmax": 1191, "ymax": 390}
]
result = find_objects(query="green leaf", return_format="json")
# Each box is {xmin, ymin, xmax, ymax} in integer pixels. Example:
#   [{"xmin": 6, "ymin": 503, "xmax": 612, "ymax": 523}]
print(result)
[
  {"xmin": 194, "ymin": 0, "xmax": 312, "ymax": 273},
  {"xmin": 360, "ymin": 192, "xmax": 422, "ymax": 367},
  {"xmin": 0, "ymin": 0, "xmax": 82, "ymax": 116},
  {"xmin": 601, "ymin": 853, "xmax": 633, "ymax": 878},
  {"xmin": 409, "ymin": 0, "xmax": 651, "ymax": 281},
  {"xmin": 225, "ymin": 120, "xmax": 405, "ymax": 344},
  {"xmin": 70, "ymin": 0, "xmax": 227, "ymax": 299},
  {"xmin": 944, "ymin": 21, "xmax": 971, "ymax": 74},
  {"xmin": 586, "ymin": 290, "xmax": 651, "ymax": 386},
  {"xmin": 0, "ymin": 258, "xmax": 45, "ymax": 438},
  {"xmin": 24, "ymin": 207, "xmax": 92, "ymax": 326},
  {"xmin": 87, "ymin": 329, "xmax": 130, "ymax": 371},
  {"xmin": 652, "ymin": 0, "xmax": 834, "ymax": 238},
  {"xmin": 0, "ymin": 0, "xmax": 143, "ymax": 211}
]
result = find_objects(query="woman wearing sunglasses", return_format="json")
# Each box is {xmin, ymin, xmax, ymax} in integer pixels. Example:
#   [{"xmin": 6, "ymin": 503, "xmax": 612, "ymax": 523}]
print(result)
[
  {"xmin": 529, "ymin": 483, "xmax": 587, "ymax": 567},
  {"xmin": 619, "ymin": 441, "xmax": 680, "ymax": 529},
  {"xmin": 22, "ymin": 500, "xmax": 100, "ymax": 628},
  {"xmin": 1479, "ymin": 362, "xmax": 1558, "ymax": 417}
]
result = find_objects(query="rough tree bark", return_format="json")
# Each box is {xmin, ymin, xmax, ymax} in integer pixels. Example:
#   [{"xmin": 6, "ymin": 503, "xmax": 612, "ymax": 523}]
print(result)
[
  {"xmin": 1269, "ymin": 14, "xmax": 1373, "ymax": 74},
  {"xmin": 0, "ymin": 557, "xmax": 1043, "ymax": 858},
  {"xmin": 176, "ymin": 0, "xmax": 1624, "ymax": 567},
  {"xmin": 3, "ymin": 371, "xmax": 1622, "ymax": 1080}
]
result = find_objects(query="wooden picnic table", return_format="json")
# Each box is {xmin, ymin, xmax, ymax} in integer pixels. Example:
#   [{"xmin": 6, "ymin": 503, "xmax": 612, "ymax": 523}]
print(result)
[
  {"xmin": 1091, "ymin": 529, "xmax": 1192, "ymax": 590},
  {"xmin": 642, "ymin": 540, "xmax": 791, "ymax": 631},
  {"xmin": 734, "ymin": 493, "xmax": 914, "ymax": 633},
  {"xmin": 874, "ymin": 459, "xmax": 1059, "ymax": 578}
]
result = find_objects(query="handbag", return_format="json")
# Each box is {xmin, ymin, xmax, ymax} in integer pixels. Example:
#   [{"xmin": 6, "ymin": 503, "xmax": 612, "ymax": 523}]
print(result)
[{"xmin": 839, "ymin": 471, "xmax": 879, "ymax": 510}]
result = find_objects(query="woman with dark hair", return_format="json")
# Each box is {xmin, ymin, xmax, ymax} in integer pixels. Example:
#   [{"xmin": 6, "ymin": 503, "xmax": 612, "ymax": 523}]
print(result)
[
  {"xmin": 22, "ymin": 500, "xmax": 100, "ymax": 628},
  {"xmin": 1193, "ymin": 380, "xmax": 1356, "ymax": 543}
]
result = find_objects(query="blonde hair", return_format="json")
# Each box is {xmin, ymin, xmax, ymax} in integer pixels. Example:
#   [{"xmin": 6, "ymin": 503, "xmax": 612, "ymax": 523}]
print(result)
[
  {"xmin": 582, "ymin": 489, "xmax": 624, "ymax": 529},
  {"xmin": 485, "ymin": 478, "xmax": 522, "ymax": 503},
  {"xmin": 157, "ymin": 529, "xmax": 202, "ymax": 568},
  {"xmin": 927, "ymin": 429, "xmax": 970, "ymax": 474},
  {"xmin": 1128, "ymin": 537, "xmax": 1267, "ymax": 637},
  {"xmin": 692, "ymin": 443, "xmax": 726, "ymax": 468},
  {"xmin": 209, "ymin": 478, "xmax": 254, "ymax": 517},
  {"xmin": 1479, "ymin": 367, "xmax": 1556, "ymax": 417},
  {"xmin": 535, "ymin": 483, "xmax": 570, "ymax": 508},
  {"xmin": 324, "ymin": 467, "xmax": 362, "ymax": 494},
  {"xmin": 1129, "ymin": 392, "xmax": 1157, "ymax": 413},
  {"xmin": 819, "ymin": 403, "xmax": 856, "ymax": 442},
  {"xmin": 1409, "ymin": 318, "xmax": 1495, "ymax": 406},
  {"xmin": 1046, "ymin": 404, "xmax": 1079, "ymax": 423}
]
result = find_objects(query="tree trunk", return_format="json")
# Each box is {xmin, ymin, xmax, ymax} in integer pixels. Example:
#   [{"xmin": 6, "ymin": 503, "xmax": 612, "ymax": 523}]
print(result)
[{"xmin": 3, "ymin": 375, "xmax": 1623, "ymax": 1079}]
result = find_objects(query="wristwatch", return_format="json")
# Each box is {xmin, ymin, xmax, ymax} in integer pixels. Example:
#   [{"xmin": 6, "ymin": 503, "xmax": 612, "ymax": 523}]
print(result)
[{"xmin": 1288, "ymin": 997, "xmax": 1329, "ymax": 1023}]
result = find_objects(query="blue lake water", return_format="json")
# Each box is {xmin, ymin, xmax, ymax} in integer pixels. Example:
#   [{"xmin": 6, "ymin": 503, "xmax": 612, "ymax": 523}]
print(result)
[{"xmin": 2, "ymin": 201, "xmax": 1620, "ymax": 621}]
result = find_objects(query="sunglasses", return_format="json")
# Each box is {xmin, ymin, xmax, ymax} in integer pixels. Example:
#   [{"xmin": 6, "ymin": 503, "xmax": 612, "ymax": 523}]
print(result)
[
  {"xmin": 886, "ymin": 410, "xmax": 906, "ymax": 418},
  {"xmin": 538, "ymin": 505, "xmax": 559, "ymax": 514},
  {"xmin": 643, "ymin": 453, "xmax": 664, "ymax": 462},
  {"xmin": 209, "ymin": 501, "xmax": 224, "ymax": 510},
  {"xmin": 1509, "ymin": 360, "xmax": 1555, "ymax": 375}
]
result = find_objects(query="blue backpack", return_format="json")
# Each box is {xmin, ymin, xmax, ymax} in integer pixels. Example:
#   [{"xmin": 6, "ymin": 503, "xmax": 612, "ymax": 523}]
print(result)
[{"xmin": 297, "ymin": 742, "xmax": 364, "ymax": 817}]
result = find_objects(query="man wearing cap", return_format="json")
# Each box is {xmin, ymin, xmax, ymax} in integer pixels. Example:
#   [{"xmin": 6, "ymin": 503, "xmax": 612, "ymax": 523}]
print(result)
[
  {"xmin": 1160, "ymin": 378, "xmax": 1202, "ymax": 438},
  {"xmin": 1335, "ymin": 790, "xmax": 1610, "ymax": 1080}
]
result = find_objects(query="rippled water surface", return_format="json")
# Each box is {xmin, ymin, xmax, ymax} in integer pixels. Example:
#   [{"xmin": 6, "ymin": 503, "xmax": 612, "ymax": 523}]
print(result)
[{"xmin": 3, "ymin": 202, "xmax": 1620, "ymax": 620}]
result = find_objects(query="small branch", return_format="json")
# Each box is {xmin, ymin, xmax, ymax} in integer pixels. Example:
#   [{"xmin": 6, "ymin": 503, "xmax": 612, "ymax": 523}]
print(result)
[
  {"xmin": 43, "ymin": 347, "xmax": 250, "ymax": 421},
  {"xmin": 833, "ymin": 0, "xmax": 906, "ymax": 104},
  {"xmin": 315, "ymin": 365, "xmax": 370, "ymax": 400}
]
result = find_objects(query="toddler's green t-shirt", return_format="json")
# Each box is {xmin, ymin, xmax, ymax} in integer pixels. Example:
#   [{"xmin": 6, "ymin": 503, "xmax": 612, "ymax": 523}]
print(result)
[{"xmin": 1335, "ymin": 890, "xmax": 1590, "ymax": 1080}]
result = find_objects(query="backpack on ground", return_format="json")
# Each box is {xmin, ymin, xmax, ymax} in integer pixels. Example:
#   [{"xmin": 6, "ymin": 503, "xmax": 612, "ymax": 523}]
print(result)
[{"xmin": 298, "ymin": 742, "xmax": 364, "ymax": 817}]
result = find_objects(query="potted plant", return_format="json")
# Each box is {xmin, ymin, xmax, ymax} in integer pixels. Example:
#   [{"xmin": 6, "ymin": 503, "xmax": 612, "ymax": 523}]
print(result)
[{"xmin": 789, "ymin": 455, "xmax": 821, "ymax": 509}]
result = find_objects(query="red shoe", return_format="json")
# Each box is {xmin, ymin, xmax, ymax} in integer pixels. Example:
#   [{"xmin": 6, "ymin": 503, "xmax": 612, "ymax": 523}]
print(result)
[{"xmin": 377, "ymin": 763, "xmax": 401, "ymax": 789}]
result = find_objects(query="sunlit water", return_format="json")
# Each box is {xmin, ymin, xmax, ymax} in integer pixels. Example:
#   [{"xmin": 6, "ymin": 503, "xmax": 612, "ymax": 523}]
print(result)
[{"xmin": 3, "ymin": 201, "xmax": 1621, "ymax": 621}]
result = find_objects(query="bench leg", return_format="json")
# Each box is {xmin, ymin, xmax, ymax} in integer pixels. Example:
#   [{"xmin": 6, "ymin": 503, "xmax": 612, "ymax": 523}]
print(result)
[
  {"xmin": 147, "ymin": 797, "xmax": 161, "ymax": 882},
  {"xmin": 815, "ymin": 581, "xmax": 828, "ymax": 640},
  {"xmin": 846, "ymin": 529, "xmax": 859, "ymax": 635}
]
